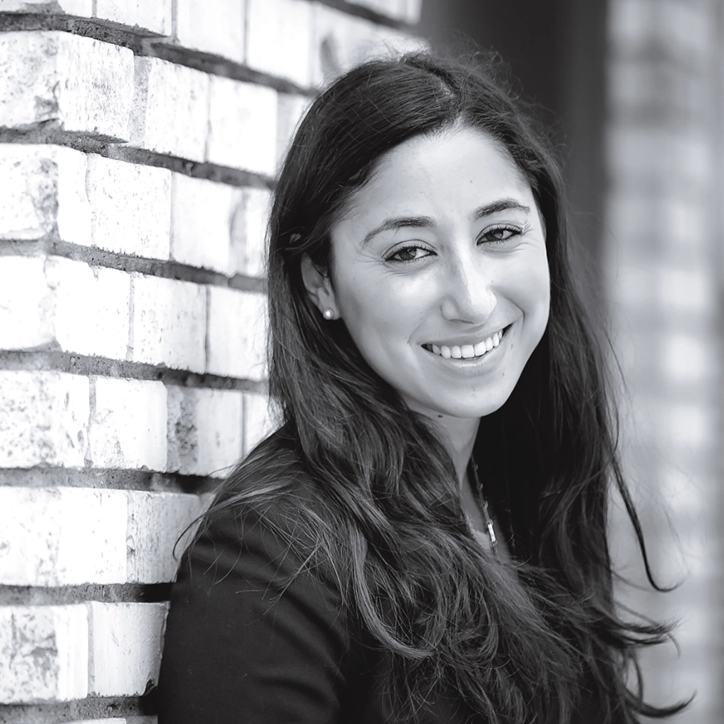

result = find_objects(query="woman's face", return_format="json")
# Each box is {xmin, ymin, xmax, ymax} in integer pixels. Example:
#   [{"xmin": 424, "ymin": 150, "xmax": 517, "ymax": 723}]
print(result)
[{"xmin": 309, "ymin": 126, "xmax": 550, "ymax": 422}]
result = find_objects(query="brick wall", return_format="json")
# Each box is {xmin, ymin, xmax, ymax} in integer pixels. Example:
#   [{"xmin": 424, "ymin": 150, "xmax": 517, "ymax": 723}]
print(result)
[
  {"xmin": 0, "ymin": 2, "xmax": 423, "ymax": 721},
  {"xmin": 605, "ymin": 0, "xmax": 724, "ymax": 721}
]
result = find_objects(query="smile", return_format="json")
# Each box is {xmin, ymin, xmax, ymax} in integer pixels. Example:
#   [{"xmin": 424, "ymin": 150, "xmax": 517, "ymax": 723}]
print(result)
[{"xmin": 423, "ymin": 327, "xmax": 508, "ymax": 360}]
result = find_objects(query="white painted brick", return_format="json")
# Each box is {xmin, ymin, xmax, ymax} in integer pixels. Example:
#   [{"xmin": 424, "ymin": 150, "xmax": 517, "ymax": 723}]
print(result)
[
  {"xmin": 243, "ymin": 391, "xmax": 277, "ymax": 455},
  {"xmin": 277, "ymin": 93, "xmax": 311, "ymax": 164},
  {"xmin": 345, "ymin": 0, "xmax": 408, "ymax": 21},
  {"xmin": 88, "ymin": 377, "xmax": 167, "ymax": 471},
  {"xmin": 171, "ymin": 174, "xmax": 239, "ymax": 273},
  {"xmin": 176, "ymin": 0, "xmax": 245, "ymax": 62},
  {"xmin": 66, "ymin": 720, "xmax": 128, "ymax": 724},
  {"xmin": 0, "ymin": 0, "xmax": 92, "ymax": 14},
  {"xmin": 207, "ymin": 76, "xmax": 278, "ymax": 177},
  {"xmin": 87, "ymin": 154, "xmax": 171, "ymax": 259},
  {"xmin": 246, "ymin": 0, "xmax": 313, "ymax": 86},
  {"xmin": 94, "ymin": 0, "xmax": 172, "ymax": 35},
  {"xmin": 167, "ymin": 386, "xmax": 244, "ymax": 477},
  {"xmin": 206, "ymin": 287, "xmax": 267, "ymax": 380},
  {"xmin": 230, "ymin": 186, "xmax": 271, "ymax": 278},
  {"xmin": 660, "ymin": 331, "xmax": 716, "ymax": 385},
  {"xmin": 88, "ymin": 602, "xmax": 168, "ymax": 696},
  {"xmin": 0, "ymin": 605, "xmax": 88, "ymax": 704},
  {"xmin": 126, "ymin": 491, "xmax": 212, "ymax": 582},
  {"xmin": 656, "ymin": 400, "xmax": 716, "ymax": 451},
  {"xmin": 0, "ymin": 144, "xmax": 90, "ymax": 244},
  {"xmin": 130, "ymin": 275, "xmax": 206, "ymax": 372},
  {"xmin": 0, "ymin": 32, "xmax": 133, "ymax": 140},
  {"xmin": 311, "ymin": 5, "xmax": 426, "ymax": 85},
  {"xmin": 131, "ymin": 57, "xmax": 209, "ymax": 162},
  {"xmin": 655, "ymin": 265, "xmax": 715, "ymax": 317},
  {"xmin": 0, "ymin": 256, "xmax": 130, "ymax": 357},
  {"xmin": 45, "ymin": 257, "xmax": 131, "ymax": 358},
  {"xmin": 0, "ymin": 371, "xmax": 89, "ymax": 468},
  {"xmin": 373, "ymin": 25, "xmax": 428, "ymax": 59},
  {"xmin": 0, "ymin": 256, "xmax": 55, "ymax": 350},
  {"xmin": 0, "ymin": 487, "xmax": 127, "ymax": 586},
  {"xmin": 404, "ymin": 0, "xmax": 423, "ymax": 23}
]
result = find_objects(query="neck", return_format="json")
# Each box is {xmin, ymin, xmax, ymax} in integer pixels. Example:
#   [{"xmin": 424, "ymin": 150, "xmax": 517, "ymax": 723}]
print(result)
[{"xmin": 428, "ymin": 414, "xmax": 480, "ymax": 485}]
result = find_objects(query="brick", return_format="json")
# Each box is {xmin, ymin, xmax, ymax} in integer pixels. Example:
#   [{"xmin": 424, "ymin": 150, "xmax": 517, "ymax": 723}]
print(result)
[
  {"xmin": 0, "ymin": 605, "xmax": 88, "ymax": 704},
  {"xmin": 0, "ymin": 256, "xmax": 130, "ymax": 357},
  {"xmin": 87, "ymin": 154, "xmax": 171, "ymax": 259},
  {"xmin": 131, "ymin": 57, "xmax": 209, "ymax": 162},
  {"xmin": 206, "ymin": 287, "xmax": 267, "ymax": 380},
  {"xmin": 0, "ymin": 144, "xmax": 90, "ymax": 244},
  {"xmin": 207, "ymin": 76, "xmax": 278, "ymax": 176},
  {"xmin": 0, "ymin": 31, "xmax": 133, "ymax": 140},
  {"xmin": 246, "ymin": 0, "xmax": 313, "ymax": 87},
  {"xmin": 176, "ymin": 0, "xmax": 245, "ymax": 62},
  {"xmin": 88, "ymin": 377, "xmax": 167, "ymax": 471},
  {"xmin": 0, "ymin": 487, "xmax": 127, "ymax": 586},
  {"xmin": 45, "ymin": 256, "xmax": 131, "ymax": 358},
  {"xmin": 0, "ymin": 0, "xmax": 92, "ymax": 14},
  {"xmin": 66, "ymin": 720, "xmax": 128, "ymax": 724},
  {"xmin": 130, "ymin": 275, "xmax": 206, "ymax": 372},
  {"xmin": 126, "ymin": 491, "xmax": 212, "ymax": 582},
  {"xmin": 656, "ymin": 400, "xmax": 716, "ymax": 451},
  {"xmin": 345, "ymin": 0, "xmax": 408, "ymax": 21},
  {"xmin": 655, "ymin": 266, "xmax": 715, "ymax": 317},
  {"xmin": 88, "ymin": 602, "xmax": 168, "ymax": 696},
  {"xmin": 94, "ymin": 0, "xmax": 172, "ymax": 35},
  {"xmin": 311, "ymin": 5, "xmax": 426, "ymax": 85},
  {"xmin": 0, "ymin": 256, "xmax": 54, "ymax": 350},
  {"xmin": 243, "ymin": 391, "xmax": 277, "ymax": 455},
  {"xmin": 0, "ymin": 371, "xmax": 89, "ymax": 468},
  {"xmin": 167, "ymin": 386, "xmax": 244, "ymax": 477},
  {"xmin": 277, "ymin": 93, "xmax": 311, "ymax": 164},
  {"xmin": 230, "ymin": 186, "xmax": 271, "ymax": 278},
  {"xmin": 171, "ymin": 174, "xmax": 239, "ymax": 273},
  {"xmin": 660, "ymin": 331, "xmax": 715, "ymax": 386},
  {"xmin": 404, "ymin": 0, "xmax": 424, "ymax": 24}
]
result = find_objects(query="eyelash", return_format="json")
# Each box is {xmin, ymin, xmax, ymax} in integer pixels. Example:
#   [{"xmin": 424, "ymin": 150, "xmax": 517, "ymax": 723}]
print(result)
[{"xmin": 384, "ymin": 225, "xmax": 523, "ymax": 264}]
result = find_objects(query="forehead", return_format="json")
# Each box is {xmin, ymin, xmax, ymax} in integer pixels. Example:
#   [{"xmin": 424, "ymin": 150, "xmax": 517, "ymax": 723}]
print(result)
[{"xmin": 337, "ymin": 126, "xmax": 533, "ymax": 225}]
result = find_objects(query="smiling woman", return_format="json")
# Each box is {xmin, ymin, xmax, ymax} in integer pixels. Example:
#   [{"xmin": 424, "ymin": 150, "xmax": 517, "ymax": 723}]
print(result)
[
  {"xmin": 302, "ymin": 127, "xmax": 549, "ymax": 424},
  {"xmin": 157, "ymin": 52, "xmax": 687, "ymax": 724}
]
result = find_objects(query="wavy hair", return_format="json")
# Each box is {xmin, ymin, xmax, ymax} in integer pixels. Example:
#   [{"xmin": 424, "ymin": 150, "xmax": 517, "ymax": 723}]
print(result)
[{"xmin": 208, "ymin": 53, "xmax": 686, "ymax": 723}]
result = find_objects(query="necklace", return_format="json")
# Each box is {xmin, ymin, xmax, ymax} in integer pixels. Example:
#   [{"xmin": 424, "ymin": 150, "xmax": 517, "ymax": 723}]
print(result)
[{"xmin": 469, "ymin": 459, "xmax": 498, "ymax": 555}]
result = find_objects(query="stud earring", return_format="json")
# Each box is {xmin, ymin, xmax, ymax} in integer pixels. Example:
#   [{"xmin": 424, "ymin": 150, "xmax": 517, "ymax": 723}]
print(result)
[{"xmin": 323, "ymin": 309, "xmax": 335, "ymax": 320}]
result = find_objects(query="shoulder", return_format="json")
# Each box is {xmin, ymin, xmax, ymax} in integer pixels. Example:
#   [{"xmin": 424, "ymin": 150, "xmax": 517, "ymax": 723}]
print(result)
[{"xmin": 185, "ymin": 424, "xmax": 344, "ymax": 590}]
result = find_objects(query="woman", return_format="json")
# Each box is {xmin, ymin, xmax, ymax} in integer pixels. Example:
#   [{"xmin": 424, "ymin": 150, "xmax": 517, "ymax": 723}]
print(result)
[{"xmin": 158, "ymin": 53, "xmax": 685, "ymax": 723}]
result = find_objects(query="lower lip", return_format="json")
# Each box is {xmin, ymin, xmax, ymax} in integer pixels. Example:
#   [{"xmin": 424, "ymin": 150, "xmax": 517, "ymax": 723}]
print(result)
[{"xmin": 422, "ymin": 327, "xmax": 510, "ymax": 372}]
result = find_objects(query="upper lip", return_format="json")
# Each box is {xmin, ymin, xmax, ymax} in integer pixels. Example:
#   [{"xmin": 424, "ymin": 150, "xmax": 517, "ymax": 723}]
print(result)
[{"xmin": 424, "ymin": 325, "xmax": 507, "ymax": 347}]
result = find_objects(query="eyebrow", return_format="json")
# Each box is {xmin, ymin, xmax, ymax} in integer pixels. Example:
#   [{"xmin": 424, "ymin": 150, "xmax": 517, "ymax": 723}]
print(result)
[{"xmin": 362, "ymin": 198, "xmax": 531, "ymax": 245}]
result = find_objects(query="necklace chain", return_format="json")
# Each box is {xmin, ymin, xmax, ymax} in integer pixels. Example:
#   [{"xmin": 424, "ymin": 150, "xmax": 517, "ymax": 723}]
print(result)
[{"xmin": 469, "ymin": 459, "xmax": 498, "ymax": 555}]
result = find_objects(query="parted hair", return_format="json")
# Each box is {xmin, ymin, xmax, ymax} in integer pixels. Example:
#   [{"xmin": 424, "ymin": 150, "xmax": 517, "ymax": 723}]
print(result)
[{"xmin": 209, "ymin": 52, "xmax": 686, "ymax": 723}]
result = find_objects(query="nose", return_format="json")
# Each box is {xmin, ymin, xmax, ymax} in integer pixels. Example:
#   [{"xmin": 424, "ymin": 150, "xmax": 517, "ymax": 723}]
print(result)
[{"xmin": 439, "ymin": 251, "xmax": 497, "ymax": 323}]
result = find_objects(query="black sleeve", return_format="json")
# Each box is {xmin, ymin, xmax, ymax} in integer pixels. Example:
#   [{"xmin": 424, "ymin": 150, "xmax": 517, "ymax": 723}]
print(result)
[{"xmin": 157, "ymin": 502, "xmax": 353, "ymax": 724}]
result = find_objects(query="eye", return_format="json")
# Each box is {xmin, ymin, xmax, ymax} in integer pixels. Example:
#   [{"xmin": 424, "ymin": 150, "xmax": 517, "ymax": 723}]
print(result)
[
  {"xmin": 478, "ymin": 225, "xmax": 521, "ymax": 244},
  {"xmin": 385, "ymin": 245, "xmax": 433, "ymax": 263}
]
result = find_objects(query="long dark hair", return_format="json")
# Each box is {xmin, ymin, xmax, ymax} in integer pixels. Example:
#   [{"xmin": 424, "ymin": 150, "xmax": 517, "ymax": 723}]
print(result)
[{"xmin": 210, "ymin": 53, "xmax": 686, "ymax": 723}]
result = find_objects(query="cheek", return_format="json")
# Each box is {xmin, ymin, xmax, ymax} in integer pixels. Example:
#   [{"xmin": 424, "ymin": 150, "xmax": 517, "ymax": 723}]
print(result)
[{"xmin": 336, "ymin": 274, "xmax": 428, "ymax": 338}]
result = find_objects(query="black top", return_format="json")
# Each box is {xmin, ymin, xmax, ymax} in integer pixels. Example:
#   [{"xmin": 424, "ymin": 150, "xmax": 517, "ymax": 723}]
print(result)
[{"xmin": 157, "ymin": 433, "xmax": 476, "ymax": 723}]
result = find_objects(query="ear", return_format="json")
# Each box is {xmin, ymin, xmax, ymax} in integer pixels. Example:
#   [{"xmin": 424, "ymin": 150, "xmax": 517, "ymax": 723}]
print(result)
[{"xmin": 300, "ymin": 254, "xmax": 339, "ymax": 319}]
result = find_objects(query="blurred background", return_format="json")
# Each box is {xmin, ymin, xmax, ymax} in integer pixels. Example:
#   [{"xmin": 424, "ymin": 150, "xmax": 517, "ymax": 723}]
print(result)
[{"xmin": 421, "ymin": 0, "xmax": 723, "ymax": 721}]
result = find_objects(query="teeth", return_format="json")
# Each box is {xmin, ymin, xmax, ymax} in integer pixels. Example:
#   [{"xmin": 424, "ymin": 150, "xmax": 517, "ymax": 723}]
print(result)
[{"xmin": 429, "ymin": 329, "xmax": 505, "ymax": 360}]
